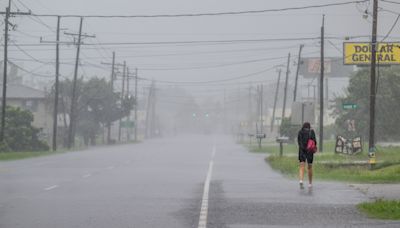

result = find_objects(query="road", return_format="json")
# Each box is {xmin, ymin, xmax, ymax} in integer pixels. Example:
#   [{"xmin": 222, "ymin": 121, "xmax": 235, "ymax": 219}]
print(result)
[{"xmin": 0, "ymin": 135, "xmax": 398, "ymax": 228}]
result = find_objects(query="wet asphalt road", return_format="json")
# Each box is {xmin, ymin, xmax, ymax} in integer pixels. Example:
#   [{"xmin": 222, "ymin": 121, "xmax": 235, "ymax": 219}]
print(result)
[{"xmin": 0, "ymin": 135, "xmax": 399, "ymax": 228}]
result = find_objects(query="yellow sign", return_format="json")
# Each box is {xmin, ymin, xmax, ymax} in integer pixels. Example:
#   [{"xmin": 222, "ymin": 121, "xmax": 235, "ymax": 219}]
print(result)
[{"xmin": 343, "ymin": 42, "xmax": 400, "ymax": 65}]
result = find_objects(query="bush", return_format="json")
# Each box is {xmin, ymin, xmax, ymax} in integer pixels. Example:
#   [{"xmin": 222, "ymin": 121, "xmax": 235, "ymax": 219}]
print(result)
[
  {"xmin": 0, "ymin": 141, "xmax": 11, "ymax": 152},
  {"xmin": 0, "ymin": 106, "xmax": 49, "ymax": 152}
]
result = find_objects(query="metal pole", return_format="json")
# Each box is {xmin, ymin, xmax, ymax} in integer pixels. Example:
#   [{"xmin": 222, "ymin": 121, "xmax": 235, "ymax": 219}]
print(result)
[
  {"xmin": 369, "ymin": 0, "xmax": 378, "ymax": 150},
  {"xmin": 319, "ymin": 15, "xmax": 325, "ymax": 152},
  {"xmin": 68, "ymin": 17, "xmax": 83, "ymax": 149},
  {"xmin": 52, "ymin": 16, "xmax": 61, "ymax": 151}
]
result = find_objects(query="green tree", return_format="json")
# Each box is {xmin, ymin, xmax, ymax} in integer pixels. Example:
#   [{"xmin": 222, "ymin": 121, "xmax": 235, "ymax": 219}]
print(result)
[
  {"xmin": 52, "ymin": 77, "xmax": 134, "ymax": 146},
  {"xmin": 0, "ymin": 106, "xmax": 49, "ymax": 152},
  {"xmin": 332, "ymin": 67, "xmax": 400, "ymax": 141}
]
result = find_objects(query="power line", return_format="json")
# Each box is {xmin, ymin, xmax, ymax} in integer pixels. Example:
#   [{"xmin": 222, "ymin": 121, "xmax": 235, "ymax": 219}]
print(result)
[
  {"xmin": 29, "ymin": 1, "xmax": 368, "ymax": 18},
  {"xmin": 137, "ymin": 65, "xmax": 279, "ymax": 84},
  {"xmin": 381, "ymin": 14, "xmax": 400, "ymax": 42},
  {"xmin": 382, "ymin": 0, "xmax": 400, "ymax": 5}
]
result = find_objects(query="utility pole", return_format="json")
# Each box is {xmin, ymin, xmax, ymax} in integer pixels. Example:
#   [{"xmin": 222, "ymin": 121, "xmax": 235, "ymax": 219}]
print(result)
[
  {"xmin": 293, "ymin": 44, "xmax": 304, "ymax": 102},
  {"xmin": 118, "ymin": 61, "xmax": 126, "ymax": 142},
  {"xmin": 101, "ymin": 52, "xmax": 126, "ymax": 144},
  {"xmin": 0, "ymin": 1, "xmax": 30, "ymax": 142},
  {"xmin": 66, "ymin": 17, "xmax": 96, "ymax": 148},
  {"xmin": 271, "ymin": 69, "xmax": 282, "ymax": 132},
  {"xmin": 248, "ymin": 85, "xmax": 252, "ymax": 131},
  {"xmin": 281, "ymin": 53, "xmax": 291, "ymax": 124},
  {"xmin": 108, "ymin": 52, "xmax": 115, "ymax": 144},
  {"xmin": 145, "ymin": 83, "xmax": 153, "ymax": 138},
  {"xmin": 150, "ymin": 82, "xmax": 156, "ymax": 137},
  {"xmin": 134, "ymin": 68, "xmax": 138, "ymax": 142},
  {"xmin": 67, "ymin": 17, "xmax": 83, "ymax": 149},
  {"xmin": 319, "ymin": 15, "xmax": 325, "ymax": 152},
  {"xmin": 52, "ymin": 16, "xmax": 61, "ymax": 151},
  {"xmin": 126, "ymin": 67, "xmax": 131, "ymax": 141},
  {"xmin": 260, "ymin": 84, "xmax": 263, "ymax": 135},
  {"xmin": 369, "ymin": 0, "xmax": 378, "ymax": 150}
]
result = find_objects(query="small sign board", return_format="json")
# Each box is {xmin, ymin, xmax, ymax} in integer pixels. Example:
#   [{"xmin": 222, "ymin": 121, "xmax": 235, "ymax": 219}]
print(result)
[
  {"xmin": 120, "ymin": 121, "xmax": 134, "ymax": 128},
  {"xmin": 299, "ymin": 57, "xmax": 354, "ymax": 78},
  {"xmin": 343, "ymin": 103, "xmax": 357, "ymax": 110},
  {"xmin": 343, "ymin": 42, "xmax": 400, "ymax": 65}
]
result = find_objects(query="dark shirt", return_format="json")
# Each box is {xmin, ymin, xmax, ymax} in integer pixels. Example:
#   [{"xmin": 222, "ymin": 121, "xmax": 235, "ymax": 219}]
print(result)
[{"xmin": 297, "ymin": 127, "xmax": 317, "ymax": 151}]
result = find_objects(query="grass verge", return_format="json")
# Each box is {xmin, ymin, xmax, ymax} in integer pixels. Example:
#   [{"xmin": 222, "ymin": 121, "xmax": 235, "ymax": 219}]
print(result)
[
  {"xmin": 248, "ymin": 140, "xmax": 400, "ymax": 183},
  {"xmin": 0, "ymin": 151, "xmax": 61, "ymax": 161},
  {"xmin": 266, "ymin": 155, "xmax": 400, "ymax": 183},
  {"xmin": 357, "ymin": 199, "xmax": 400, "ymax": 220}
]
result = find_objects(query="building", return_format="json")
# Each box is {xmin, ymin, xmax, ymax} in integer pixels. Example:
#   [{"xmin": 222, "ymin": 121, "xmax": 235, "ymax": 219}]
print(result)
[{"xmin": 0, "ymin": 83, "xmax": 52, "ymax": 142}]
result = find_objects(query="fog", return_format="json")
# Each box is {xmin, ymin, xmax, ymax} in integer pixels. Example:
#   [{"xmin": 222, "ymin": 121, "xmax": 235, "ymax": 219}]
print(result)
[{"xmin": 1, "ymin": 0, "xmax": 400, "ymax": 227}]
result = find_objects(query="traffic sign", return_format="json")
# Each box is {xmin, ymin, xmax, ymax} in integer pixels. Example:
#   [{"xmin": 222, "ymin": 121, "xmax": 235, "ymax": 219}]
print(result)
[{"xmin": 343, "ymin": 103, "xmax": 357, "ymax": 110}]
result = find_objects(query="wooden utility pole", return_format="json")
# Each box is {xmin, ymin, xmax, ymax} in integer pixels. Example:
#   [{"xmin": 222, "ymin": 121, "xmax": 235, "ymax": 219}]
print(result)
[
  {"xmin": 293, "ymin": 44, "xmax": 304, "ymax": 102},
  {"xmin": 0, "ymin": 1, "xmax": 30, "ymax": 142},
  {"xmin": 52, "ymin": 16, "xmax": 61, "ymax": 151},
  {"xmin": 67, "ymin": 17, "xmax": 83, "ymax": 149},
  {"xmin": 101, "ymin": 52, "xmax": 126, "ymax": 144},
  {"xmin": 271, "ymin": 69, "xmax": 282, "ymax": 132},
  {"xmin": 369, "ymin": 0, "xmax": 378, "ymax": 150},
  {"xmin": 126, "ymin": 67, "xmax": 131, "ymax": 141},
  {"xmin": 66, "ymin": 17, "xmax": 95, "ymax": 148},
  {"xmin": 134, "ymin": 68, "xmax": 138, "ymax": 142},
  {"xmin": 281, "ymin": 53, "xmax": 291, "ymax": 124},
  {"xmin": 319, "ymin": 15, "xmax": 325, "ymax": 152},
  {"xmin": 108, "ymin": 52, "xmax": 115, "ymax": 144},
  {"xmin": 118, "ymin": 61, "xmax": 126, "ymax": 142}
]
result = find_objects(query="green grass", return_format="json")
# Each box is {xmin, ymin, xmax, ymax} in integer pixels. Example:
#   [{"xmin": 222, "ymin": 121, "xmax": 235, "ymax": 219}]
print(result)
[
  {"xmin": 0, "ymin": 151, "xmax": 60, "ymax": 161},
  {"xmin": 252, "ymin": 140, "xmax": 400, "ymax": 183},
  {"xmin": 358, "ymin": 199, "xmax": 400, "ymax": 220},
  {"xmin": 247, "ymin": 141, "xmax": 338, "ymax": 155},
  {"xmin": 266, "ymin": 155, "xmax": 400, "ymax": 183}
]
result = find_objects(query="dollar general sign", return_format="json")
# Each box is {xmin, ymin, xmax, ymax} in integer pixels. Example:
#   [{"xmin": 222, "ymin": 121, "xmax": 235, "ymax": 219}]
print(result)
[{"xmin": 343, "ymin": 42, "xmax": 400, "ymax": 65}]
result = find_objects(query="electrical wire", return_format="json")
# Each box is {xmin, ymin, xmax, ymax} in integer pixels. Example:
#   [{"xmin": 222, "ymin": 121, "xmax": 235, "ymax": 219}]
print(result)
[
  {"xmin": 382, "ymin": 0, "xmax": 400, "ymax": 5},
  {"xmin": 30, "ymin": 1, "xmax": 368, "ymax": 18},
  {"xmin": 137, "ymin": 65, "xmax": 278, "ymax": 84},
  {"xmin": 381, "ymin": 14, "xmax": 400, "ymax": 42}
]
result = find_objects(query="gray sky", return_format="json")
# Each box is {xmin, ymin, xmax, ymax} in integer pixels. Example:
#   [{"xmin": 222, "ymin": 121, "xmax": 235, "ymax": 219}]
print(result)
[{"xmin": 2, "ymin": 0, "xmax": 400, "ymax": 99}]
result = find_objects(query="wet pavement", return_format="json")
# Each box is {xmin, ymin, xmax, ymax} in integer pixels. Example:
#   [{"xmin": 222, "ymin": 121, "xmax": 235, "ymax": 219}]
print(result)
[{"xmin": 0, "ymin": 135, "xmax": 399, "ymax": 227}]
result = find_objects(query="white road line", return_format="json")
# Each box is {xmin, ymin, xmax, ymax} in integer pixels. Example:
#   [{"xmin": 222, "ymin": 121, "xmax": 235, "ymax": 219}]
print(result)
[
  {"xmin": 198, "ymin": 145, "xmax": 216, "ymax": 228},
  {"xmin": 82, "ymin": 174, "xmax": 92, "ymax": 178},
  {"xmin": 44, "ymin": 185, "xmax": 59, "ymax": 191}
]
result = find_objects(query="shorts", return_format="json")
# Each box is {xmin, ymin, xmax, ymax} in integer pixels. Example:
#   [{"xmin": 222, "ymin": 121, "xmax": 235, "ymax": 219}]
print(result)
[{"xmin": 298, "ymin": 149, "xmax": 314, "ymax": 164}]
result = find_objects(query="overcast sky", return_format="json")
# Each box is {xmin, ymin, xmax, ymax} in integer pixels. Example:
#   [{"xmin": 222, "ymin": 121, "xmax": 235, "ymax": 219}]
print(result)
[{"xmin": 2, "ymin": 0, "xmax": 400, "ymax": 100}]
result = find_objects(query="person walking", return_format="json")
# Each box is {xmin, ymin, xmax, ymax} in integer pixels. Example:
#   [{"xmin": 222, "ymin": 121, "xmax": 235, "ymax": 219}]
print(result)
[{"xmin": 297, "ymin": 122, "xmax": 317, "ymax": 189}]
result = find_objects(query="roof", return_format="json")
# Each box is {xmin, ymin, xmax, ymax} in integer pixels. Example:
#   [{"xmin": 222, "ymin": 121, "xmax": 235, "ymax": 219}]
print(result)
[{"xmin": 0, "ymin": 84, "xmax": 46, "ymax": 99}]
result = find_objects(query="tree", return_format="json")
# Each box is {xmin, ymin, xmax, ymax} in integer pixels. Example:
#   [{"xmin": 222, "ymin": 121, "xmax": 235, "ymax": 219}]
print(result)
[
  {"xmin": 51, "ymin": 77, "xmax": 134, "ymax": 146},
  {"xmin": 0, "ymin": 106, "xmax": 49, "ymax": 152},
  {"xmin": 332, "ymin": 67, "xmax": 400, "ymax": 141}
]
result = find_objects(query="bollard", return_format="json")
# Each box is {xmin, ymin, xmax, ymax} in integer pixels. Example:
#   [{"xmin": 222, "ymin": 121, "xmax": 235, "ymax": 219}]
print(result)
[{"xmin": 368, "ymin": 147, "xmax": 376, "ymax": 170}]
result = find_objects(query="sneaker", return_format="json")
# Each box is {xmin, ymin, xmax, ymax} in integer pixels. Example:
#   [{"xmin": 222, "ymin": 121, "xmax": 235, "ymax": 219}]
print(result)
[
  {"xmin": 299, "ymin": 182, "xmax": 304, "ymax": 189},
  {"xmin": 308, "ymin": 184, "xmax": 312, "ymax": 189}
]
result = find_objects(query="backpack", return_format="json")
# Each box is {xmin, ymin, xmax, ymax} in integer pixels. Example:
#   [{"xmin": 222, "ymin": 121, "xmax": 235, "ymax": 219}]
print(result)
[{"xmin": 306, "ymin": 130, "xmax": 317, "ymax": 153}]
